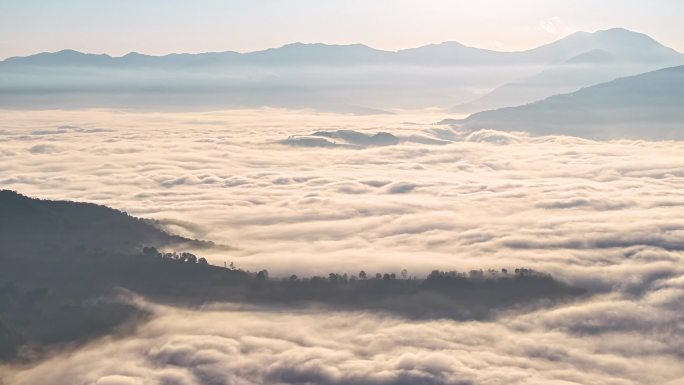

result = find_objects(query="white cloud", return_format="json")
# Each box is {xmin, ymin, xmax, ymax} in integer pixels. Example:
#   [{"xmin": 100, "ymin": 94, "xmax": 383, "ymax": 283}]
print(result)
[
  {"xmin": 540, "ymin": 17, "xmax": 564, "ymax": 35},
  {"xmin": 4, "ymin": 282, "xmax": 684, "ymax": 385},
  {"xmin": 1, "ymin": 109, "xmax": 683, "ymax": 279},
  {"xmin": 1, "ymin": 108, "xmax": 684, "ymax": 383}
]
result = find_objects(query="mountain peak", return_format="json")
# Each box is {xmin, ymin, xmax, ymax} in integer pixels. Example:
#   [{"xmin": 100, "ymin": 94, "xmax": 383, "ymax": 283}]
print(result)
[
  {"xmin": 593, "ymin": 27, "xmax": 657, "ymax": 43},
  {"xmin": 595, "ymin": 27, "xmax": 645, "ymax": 36},
  {"xmin": 55, "ymin": 49, "xmax": 83, "ymax": 55},
  {"xmin": 546, "ymin": 28, "xmax": 658, "ymax": 47},
  {"xmin": 52, "ymin": 49, "xmax": 111, "ymax": 58},
  {"xmin": 278, "ymin": 42, "xmax": 374, "ymax": 50}
]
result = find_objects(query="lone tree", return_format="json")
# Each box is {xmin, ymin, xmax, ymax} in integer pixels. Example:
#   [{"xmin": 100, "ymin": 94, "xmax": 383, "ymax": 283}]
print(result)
[
  {"xmin": 180, "ymin": 252, "xmax": 198, "ymax": 263},
  {"xmin": 142, "ymin": 246, "xmax": 160, "ymax": 258},
  {"xmin": 359, "ymin": 270, "xmax": 367, "ymax": 280}
]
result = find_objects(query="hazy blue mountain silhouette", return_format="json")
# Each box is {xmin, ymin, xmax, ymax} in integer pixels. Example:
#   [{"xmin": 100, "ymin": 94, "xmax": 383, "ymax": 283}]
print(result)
[
  {"xmin": 457, "ymin": 65, "xmax": 684, "ymax": 139},
  {"xmin": 3, "ymin": 28, "xmax": 678, "ymax": 69},
  {"xmin": 0, "ymin": 28, "xmax": 680, "ymax": 112},
  {"xmin": 453, "ymin": 29, "xmax": 684, "ymax": 112},
  {"xmin": 519, "ymin": 28, "xmax": 681, "ymax": 63}
]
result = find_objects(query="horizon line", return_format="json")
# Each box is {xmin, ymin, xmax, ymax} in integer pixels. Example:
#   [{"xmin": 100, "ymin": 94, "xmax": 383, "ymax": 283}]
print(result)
[{"xmin": 1, "ymin": 27, "xmax": 664, "ymax": 61}]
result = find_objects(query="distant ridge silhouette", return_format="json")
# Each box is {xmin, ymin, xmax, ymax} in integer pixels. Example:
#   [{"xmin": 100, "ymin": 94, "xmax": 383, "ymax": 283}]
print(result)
[
  {"xmin": 455, "ymin": 65, "xmax": 684, "ymax": 140},
  {"xmin": 0, "ymin": 28, "xmax": 681, "ymax": 113},
  {"xmin": 3, "ymin": 28, "xmax": 680, "ymax": 67},
  {"xmin": 452, "ymin": 28, "xmax": 684, "ymax": 112}
]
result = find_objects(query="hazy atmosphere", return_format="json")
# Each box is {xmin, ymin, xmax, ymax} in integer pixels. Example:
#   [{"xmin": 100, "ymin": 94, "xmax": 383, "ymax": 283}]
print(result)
[{"xmin": 1, "ymin": 2, "xmax": 683, "ymax": 385}]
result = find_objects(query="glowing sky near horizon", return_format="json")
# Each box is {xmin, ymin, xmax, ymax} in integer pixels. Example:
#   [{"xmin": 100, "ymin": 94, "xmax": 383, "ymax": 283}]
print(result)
[{"xmin": 1, "ymin": 0, "xmax": 683, "ymax": 59}]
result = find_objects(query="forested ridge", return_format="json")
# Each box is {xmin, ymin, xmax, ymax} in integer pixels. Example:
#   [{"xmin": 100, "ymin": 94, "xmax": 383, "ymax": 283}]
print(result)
[{"xmin": 0, "ymin": 191, "xmax": 586, "ymax": 362}]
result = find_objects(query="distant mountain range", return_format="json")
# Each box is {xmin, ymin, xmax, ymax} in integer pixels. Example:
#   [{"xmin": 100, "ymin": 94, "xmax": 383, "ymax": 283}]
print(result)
[
  {"xmin": 3, "ymin": 28, "xmax": 679, "ymax": 68},
  {"xmin": 452, "ymin": 32, "xmax": 683, "ymax": 113},
  {"xmin": 454, "ymin": 65, "xmax": 684, "ymax": 140},
  {"xmin": 1, "ymin": 28, "xmax": 681, "ymax": 113}
]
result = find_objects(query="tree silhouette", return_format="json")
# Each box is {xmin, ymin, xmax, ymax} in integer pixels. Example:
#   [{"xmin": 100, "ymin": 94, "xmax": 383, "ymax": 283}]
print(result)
[
  {"xmin": 256, "ymin": 269, "xmax": 269, "ymax": 280},
  {"xmin": 142, "ymin": 246, "xmax": 160, "ymax": 258}
]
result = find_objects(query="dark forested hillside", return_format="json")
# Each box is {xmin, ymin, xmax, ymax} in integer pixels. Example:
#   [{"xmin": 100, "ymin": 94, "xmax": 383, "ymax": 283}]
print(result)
[
  {"xmin": 0, "ymin": 191, "xmax": 586, "ymax": 362},
  {"xmin": 0, "ymin": 190, "xmax": 209, "ymax": 256}
]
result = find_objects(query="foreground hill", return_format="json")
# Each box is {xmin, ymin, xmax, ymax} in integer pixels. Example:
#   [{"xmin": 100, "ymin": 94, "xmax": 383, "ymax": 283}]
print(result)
[
  {"xmin": 457, "ymin": 65, "xmax": 684, "ymax": 140},
  {"xmin": 0, "ymin": 190, "xmax": 208, "ymax": 256},
  {"xmin": 0, "ymin": 192, "xmax": 585, "ymax": 362}
]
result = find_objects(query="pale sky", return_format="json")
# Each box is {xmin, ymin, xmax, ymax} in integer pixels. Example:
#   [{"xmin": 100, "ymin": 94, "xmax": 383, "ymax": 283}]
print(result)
[{"xmin": 1, "ymin": 0, "xmax": 683, "ymax": 59}]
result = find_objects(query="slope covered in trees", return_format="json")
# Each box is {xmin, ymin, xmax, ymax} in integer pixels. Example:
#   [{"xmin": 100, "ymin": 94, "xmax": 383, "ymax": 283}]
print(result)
[
  {"xmin": 0, "ymin": 191, "xmax": 586, "ymax": 362},
  {"xmin": 0, "ymin": 190, "xmax": 210, "ymax": 256}
]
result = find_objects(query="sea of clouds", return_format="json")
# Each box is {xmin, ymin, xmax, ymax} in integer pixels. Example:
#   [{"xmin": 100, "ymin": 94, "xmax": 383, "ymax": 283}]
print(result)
[
  {"xmin": 4, "ymin": 286, "xmax": 684, "ymax": 385},
  {"xmin": 1, "ymin": 109, "xmax": 683, "ymax": 384}
]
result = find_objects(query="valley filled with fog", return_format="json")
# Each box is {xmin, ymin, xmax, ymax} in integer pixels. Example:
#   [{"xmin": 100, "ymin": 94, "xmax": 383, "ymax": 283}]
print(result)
[{"xmin": 2, "ymin": 108, "xmax": 683, "ymax": 384}]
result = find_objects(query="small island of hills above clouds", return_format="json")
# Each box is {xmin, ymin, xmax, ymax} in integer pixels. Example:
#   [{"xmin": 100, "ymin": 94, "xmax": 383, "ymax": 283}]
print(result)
[{"xmin": 2, "ymin": 2, "xmax": 684, "ymax": 383}]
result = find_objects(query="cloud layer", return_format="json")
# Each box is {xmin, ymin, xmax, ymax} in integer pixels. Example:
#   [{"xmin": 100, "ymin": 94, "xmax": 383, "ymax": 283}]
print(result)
[
  {"xmin": 1, "ymin": 109, "xmax": 682, "ymax": 281},
  {"xmin": 1, "ymin": 108, "xmax": 683, "ymax": 384},
  {"xmin": 4, "ymin": 278, "xmax": 684, "ymax": 385}
]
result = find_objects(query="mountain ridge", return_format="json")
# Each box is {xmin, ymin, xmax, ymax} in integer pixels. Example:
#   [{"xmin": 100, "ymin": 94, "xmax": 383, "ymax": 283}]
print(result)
[
  {"xmin": 1, "ymin": 28, "xmax": 681, "ymax": 113},
  {"xmin": 455, "ymin": 64, "xmax": 684, "ymax": 139},
  {"xmin": 450, "ymin": 28, "xmax": 683, "ymax": 113},
  {"xmin": 3, "ymin": 28, "xmax": 680, "ymax": 67},
  {"xmin": 0, "ymin": 190, "xmax": 211, "ymax": 256}
]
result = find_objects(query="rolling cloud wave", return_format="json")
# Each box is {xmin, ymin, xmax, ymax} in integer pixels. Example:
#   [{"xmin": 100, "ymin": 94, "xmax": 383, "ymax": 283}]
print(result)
[{"xmin": 1, "ymin": 109, "xmax": 683, "ymax": 384}]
